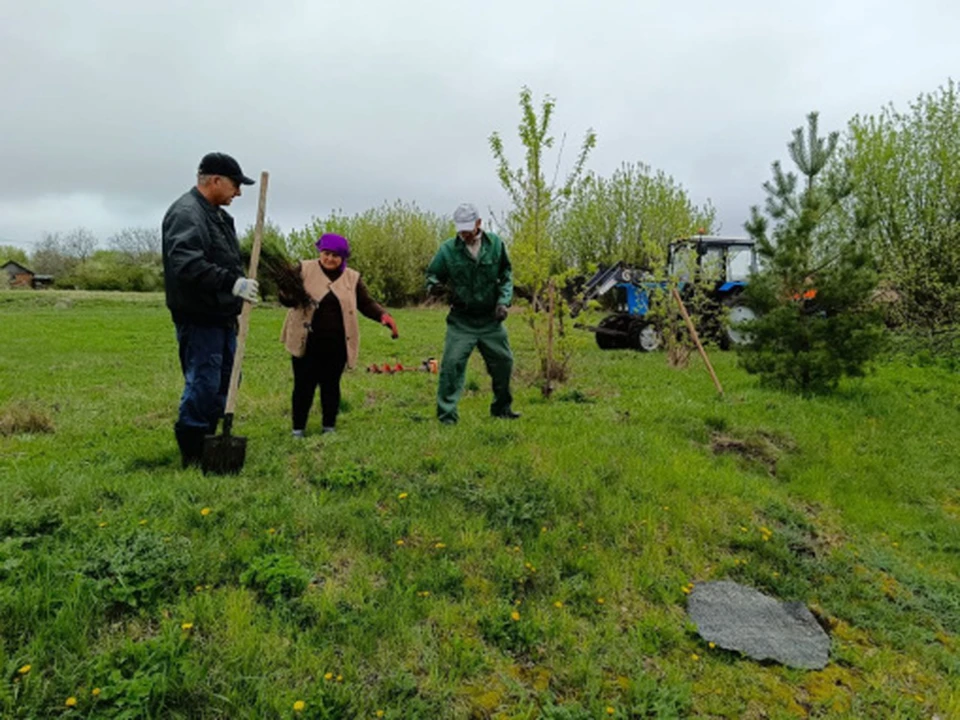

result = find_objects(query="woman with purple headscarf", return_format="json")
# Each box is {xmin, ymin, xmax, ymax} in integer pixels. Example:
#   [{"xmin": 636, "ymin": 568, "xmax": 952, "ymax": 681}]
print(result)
[{"xmin": 279, "ymin": 233, "xmax": 398, "ymax": 436}]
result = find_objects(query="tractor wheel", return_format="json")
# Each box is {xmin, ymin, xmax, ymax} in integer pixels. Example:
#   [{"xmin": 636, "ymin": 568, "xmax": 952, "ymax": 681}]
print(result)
[
  {"xmin": 595, "ymin": 315, "xmax": 626, "ymax": 350},
  {"xmin": 722, "ymin": 298, "xmax": 757, "ymax": 349},
  {"xmin": 629, "ymin": 320, "xmax": 662, "ymax": 352}
]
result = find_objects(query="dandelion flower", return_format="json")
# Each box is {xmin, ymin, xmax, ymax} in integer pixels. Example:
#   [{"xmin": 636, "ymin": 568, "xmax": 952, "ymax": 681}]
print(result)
[
  {"xmin": 98, "ymin": 522, "xmax": 108, "ymax": 528},
  {"xmin": 65, "ymin": 697, "xmax": 78, "ymax": 707},
  {"xmin": 597, "ymin": 597, "xmax": 605, "ymax": 605},
  {"xmin": 708, "ymin": 642, "xmax": 716, "ymax": 649},
  {"xmin": 554, "ymin": 601, "xmax": 563, "ymax": 609},
  {"xmin": 139, "ymin": 519, "xmax": 148, "ymax": 526},
  {"xmin": 18, "ymin": 664, "xmax": 30, "ymax": 675},
  {"xmin": 511, "ymin": 611, "xmax": 520, "ymax": 622},
  {"xmin": 92, "ymin": 688, "xmax": 101, "ymax": 697},
  {"xmin": 181, "ymin": 622, "xmax": 194, "ymax": 631},
  {"xmin": 195, "ymin": 585, "xmax": 204, "ymax": 593},
  {"xmin": 200, "ymin": 507, "xmax": 211, "ymax": 516},
  {"xmin": 398, "ymin": 492, "xmax": 408, "ymax": 500},
  {"xmin": 606, "ymin": 708, "xmax": 615, "ymax": 716},
  {"xmin": 541, "ymin": 526, "xmax": 548, "ymax": 533},
  {"xmin": 434, "ymin": 542, "xmax": 446, "ymax": 549},
  {"xmin": 324, "ymin": 672, "xmax": 333, "ymax": 681},
  {"xmin": 267, "ymin": 527, "xmax": 276, "ymax": 535},
  {"xmin": 336, "ymin": 675, "xmax": 343, "ymax": 683},
  {"xmin": 377, "ymin": 712, "xmax": 385, "ymax": 718},
  {"xmin": 396, "ymin": 539, "xmax": 405, "ymax": 546},
  {"xmin": 691, "ymin": 653, "xmax": 700, "ymax": 661},
  {"xmin": 293, "ymin": 700, "xmax": 306, "ymax": 712}
]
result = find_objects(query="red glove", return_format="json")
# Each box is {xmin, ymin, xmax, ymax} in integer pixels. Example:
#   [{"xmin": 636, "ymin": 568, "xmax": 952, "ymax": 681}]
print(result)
[{"xmin": 381, "ymin": 313, "xmax": 399, "ymax": 339}]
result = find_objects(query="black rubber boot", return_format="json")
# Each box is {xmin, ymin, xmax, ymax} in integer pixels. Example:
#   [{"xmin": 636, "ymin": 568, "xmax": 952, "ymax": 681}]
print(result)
[{"xmin": 175, "ymin": 425, "xmax": 206, "ymax": 469}]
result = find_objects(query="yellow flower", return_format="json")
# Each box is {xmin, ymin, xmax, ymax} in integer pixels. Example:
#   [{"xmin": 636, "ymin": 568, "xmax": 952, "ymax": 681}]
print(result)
[
  {"xmin": 18, "ymin": 664, "xmax": 30, "ymax": 675},
  {"xmin": 662, "ymin": 506, "xmax": 669, "ymax": 511},
  {"xmin": 597, "ymin": 597, "xmax": 605, "ymax": 605},
  {"xmin": 691, "ymin": 653, "xmax": 700, "ymax": 661},
  {"xmin": 195, "ymin": 585, "xmax": 204, "ymax": 593},
  {"xmin": 434, "ymin": 542, "xmax": 446, "ymax": 549},
  {"xmin": 98, "ymin": 522, "xmax": 108, "ymax": 528},
  {"xmin": 395, "ymin": 539, "xmax": 405, "ymax": 546},
  {"xmin": 682, "ymin": 586, "xmax": 692, "ymax": 595},
  {"xmin": 554, "ymin": 601, "xmax": 563, "ymax": 609},
  {"xmin": 138, "ymin": 519, "xmax": 148, "ymax": 526},
  {"xmin": 376, "ymin": 711, "xmax": 385, "ymax": 718},
  {"xmin": 740, "ymin": 526, "xmax": 748, "ymax": 533},
  {"xmin": 772, "ymin": 572, "xmax": 780, "ymax": 578},
  {"xmin": 417, "ymin": 591, "xmax": 431, "ymax": 598},
  {"xmin": 200, "ymin": 507, "xmax": 211, "ymax": 516},
  {"xmin": 336, "ymin": 675, "xmax": 343, "ymax": 683},
  {"xmin": 606, "ymin": 707, "xmax": 615, "ymax": 716},
  {"xmin": 541, "ymin": 526, "xmax": 548, "ymax": 533},
  {"xmin": 511, "ymin": 611, "xmax": 521, "ymax": 622},
  {"xmin": 324, "ymin": 672, "xmax": 333, "ymax": 681},
  {"xmin": 398, "ymin": 492, "xmax": 408, "ymax": 500},
  {"xmin": 92, "ymin": 688, "xmax": 101, "ymax": 697},
  {"xmin": 293, "ymin": 699, "xmax": 306, "ymax": 712},
  {"xmin": 513, "ymin": 546, "xmax": 521, "ymax": 553},
  {"xmin": 267, "ymin": 527, "xmax": 276, "ymax": 535},
  {"xmin": 181, "ymin": 622, "xmax": 194, "ymax": 631},
  {"xmin": 65, "ymin": 696, "xmax": 78, "ymax": 707},
  {"xmin": 708, "ymin": 642, "xmax": 716, "ymax": 649}
]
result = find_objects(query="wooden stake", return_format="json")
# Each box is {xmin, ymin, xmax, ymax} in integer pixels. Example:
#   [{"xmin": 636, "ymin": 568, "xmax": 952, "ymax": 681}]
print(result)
[{"xmin": 671, "ymin": 287, "xmax": 723, "ymax": 396}]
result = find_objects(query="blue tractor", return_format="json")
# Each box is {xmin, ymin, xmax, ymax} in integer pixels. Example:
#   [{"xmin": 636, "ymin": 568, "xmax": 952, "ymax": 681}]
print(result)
[{"xmin": 567, "ymin": 235, "xmax": 759, "ymax": 351}]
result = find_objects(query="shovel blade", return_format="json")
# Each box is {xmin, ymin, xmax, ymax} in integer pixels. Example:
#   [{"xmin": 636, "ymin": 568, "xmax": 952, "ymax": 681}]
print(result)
[{"xmin": 201, "ymin": 433, "xmax": 247, "ymax": 475}]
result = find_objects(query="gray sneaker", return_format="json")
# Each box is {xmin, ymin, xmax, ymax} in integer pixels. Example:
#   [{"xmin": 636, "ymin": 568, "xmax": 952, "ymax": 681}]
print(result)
[
  {"xmin": 322, "ymin": 426, "xmax": 335, "ymax": 434},
  {"xmin": 292, "ymin": 429, "xmax": 305, "ymax": 438}
]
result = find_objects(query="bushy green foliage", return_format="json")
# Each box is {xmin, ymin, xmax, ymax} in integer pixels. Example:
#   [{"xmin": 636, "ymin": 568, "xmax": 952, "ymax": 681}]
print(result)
[
  {"xmin": 239, "ymin": 553, "xmax": 311, "ymax": 604},
  {"xmin": 843, "ymin": 78, "xmax": 960, "ymax": 329},
  {"xmin": 557, "ymin": 162, "xmax": 717, "ymax": 274}
]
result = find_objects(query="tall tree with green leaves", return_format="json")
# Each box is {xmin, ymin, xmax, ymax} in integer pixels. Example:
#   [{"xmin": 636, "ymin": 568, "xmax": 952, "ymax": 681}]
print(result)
[
  {"xmin": 557, "ymin": 162, "xmax": 716, "ymax": 274},
  {"xmin": 489, "ymin": 86, "xmax": 596, "ymax": 395},
  {"xmin": 842, "ymin": 79, "xmax": 960, "ymax": 329},
  {"xmin": 739, "ymin": 112, "xmax": 884, "ymax": 394}
]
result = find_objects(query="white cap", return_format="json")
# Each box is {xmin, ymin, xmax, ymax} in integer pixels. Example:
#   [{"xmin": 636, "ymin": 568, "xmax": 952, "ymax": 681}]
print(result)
[{"xmin": 453, "ymin": 203, "xmax": 480, "ymax": 232}]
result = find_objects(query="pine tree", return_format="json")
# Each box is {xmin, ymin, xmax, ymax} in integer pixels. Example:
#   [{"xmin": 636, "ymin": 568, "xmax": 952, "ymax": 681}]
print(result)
[{"xmin": 738, "ymin": 112, "xmax": 885, "ymax": 394}]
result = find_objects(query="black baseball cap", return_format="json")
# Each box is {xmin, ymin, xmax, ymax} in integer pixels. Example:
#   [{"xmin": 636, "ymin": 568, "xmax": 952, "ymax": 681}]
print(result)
[{"xmin": 197, "ymin": 152, "xmax": 255, "ymax": 185}]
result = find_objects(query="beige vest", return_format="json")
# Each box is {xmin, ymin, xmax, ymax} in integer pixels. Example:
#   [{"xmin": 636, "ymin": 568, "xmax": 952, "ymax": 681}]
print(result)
[{"xmin": 280, "ymin": 261, "xmax": 362, "ymax": 368}]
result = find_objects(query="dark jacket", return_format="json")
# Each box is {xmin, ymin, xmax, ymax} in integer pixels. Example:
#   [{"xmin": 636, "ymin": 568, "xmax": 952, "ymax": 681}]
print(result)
[
  {"xmin": 162, "ymin": 187, "xmax": 244, "ymax": 326},
  {"xmin": 424, "ymin": 231, "xmax": 513, "ymax": 318}
]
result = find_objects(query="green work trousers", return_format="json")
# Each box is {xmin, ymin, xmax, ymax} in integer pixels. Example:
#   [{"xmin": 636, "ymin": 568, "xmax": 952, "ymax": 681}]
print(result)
[{"xmin": 437, "ymin": 312, "xmax": 514, "ymax": 423}]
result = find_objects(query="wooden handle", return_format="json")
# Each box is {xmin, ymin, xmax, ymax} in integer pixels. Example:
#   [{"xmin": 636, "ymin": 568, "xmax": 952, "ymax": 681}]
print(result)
[
  {"xmin": 671, "ymin": 287, "xmax": 723, "ymax": 396},
  {"xmin": 224, "ymin": 171, "xmax": 269, "ymax": 418}
]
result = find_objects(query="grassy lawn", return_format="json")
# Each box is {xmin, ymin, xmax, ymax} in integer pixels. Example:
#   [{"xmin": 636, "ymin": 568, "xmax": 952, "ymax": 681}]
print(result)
[{"xmin": 1, "ymin": 290, "xmax": 957, "ymax": 719}]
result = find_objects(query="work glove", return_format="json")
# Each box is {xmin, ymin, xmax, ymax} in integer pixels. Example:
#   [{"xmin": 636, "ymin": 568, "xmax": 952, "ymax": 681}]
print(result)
[
  {"xmin": 494, "ymin": 304, "xmax": 509, "ymax": 322},
  {"xmin": 232, "ymin": 277, "xmax": 260, "ymax": 303},
  {"xmin": 381, "ymin": 313, "xmax": 399, "ymax": 339}
]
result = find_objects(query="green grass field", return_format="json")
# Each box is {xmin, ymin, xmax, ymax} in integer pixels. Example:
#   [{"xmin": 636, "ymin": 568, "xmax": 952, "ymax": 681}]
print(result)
[{"xmin": 1, "ymin": 290, "xmax": 957, "ymax": 719}]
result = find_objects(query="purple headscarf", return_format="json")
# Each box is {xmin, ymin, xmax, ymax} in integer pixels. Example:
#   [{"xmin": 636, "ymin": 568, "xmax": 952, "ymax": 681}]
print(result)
[{"xmin": 315, "ymin": 233, "xmax": 351, "ymax": 268}]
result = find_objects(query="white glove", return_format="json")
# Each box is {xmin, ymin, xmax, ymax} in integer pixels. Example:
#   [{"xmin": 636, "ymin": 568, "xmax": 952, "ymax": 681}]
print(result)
[{"xmin": 232, "ymin": 277, "xmax": 260, "ymax": 303}]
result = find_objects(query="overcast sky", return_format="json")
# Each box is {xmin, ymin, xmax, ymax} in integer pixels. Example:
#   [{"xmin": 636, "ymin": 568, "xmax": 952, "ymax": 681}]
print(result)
[{"xmin": 0, "ymin": 0, "xmax": 955, "ymax": 251}]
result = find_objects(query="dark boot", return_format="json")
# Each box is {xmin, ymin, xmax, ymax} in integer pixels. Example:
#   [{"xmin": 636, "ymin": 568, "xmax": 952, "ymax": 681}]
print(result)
[{"xmin": 175, "ymin": 425, "xmax": 206, "ymax": 468}]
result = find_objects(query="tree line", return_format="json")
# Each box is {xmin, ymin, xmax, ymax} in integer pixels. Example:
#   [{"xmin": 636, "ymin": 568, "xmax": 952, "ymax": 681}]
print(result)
[{"xmin": 2, "ymin": 78, "xmax": 956, "ymax": 337}]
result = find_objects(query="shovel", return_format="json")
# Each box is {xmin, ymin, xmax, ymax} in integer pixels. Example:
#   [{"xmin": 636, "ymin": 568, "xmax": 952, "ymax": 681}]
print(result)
[{"xmin": 201, "ymin": 170, "xmax": 269, "ymax": 475}]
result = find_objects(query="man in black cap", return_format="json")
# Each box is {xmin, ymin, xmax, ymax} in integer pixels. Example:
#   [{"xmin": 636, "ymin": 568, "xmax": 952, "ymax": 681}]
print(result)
[{"xmin": 162, "ymin": 152, "xmax": 258, "ymax": 468}]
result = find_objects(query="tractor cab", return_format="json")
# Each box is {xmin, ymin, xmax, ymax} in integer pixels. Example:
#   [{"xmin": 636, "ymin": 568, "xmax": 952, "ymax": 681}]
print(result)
[{"xmin": 667, "ymin": 235, "xmax": 758, "ymax": 289}]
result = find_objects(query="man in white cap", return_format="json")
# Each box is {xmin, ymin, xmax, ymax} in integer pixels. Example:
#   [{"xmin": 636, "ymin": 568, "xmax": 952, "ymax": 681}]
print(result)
[{"xmin": 425, "ymin": 203, "xmax": 518, "ymax": 424}]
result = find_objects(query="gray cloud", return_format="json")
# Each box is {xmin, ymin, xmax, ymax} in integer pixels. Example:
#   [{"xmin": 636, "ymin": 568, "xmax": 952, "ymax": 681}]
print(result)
[{"xmin": 1, "ymin": 0, "xmax": 955, "ymax": 248}]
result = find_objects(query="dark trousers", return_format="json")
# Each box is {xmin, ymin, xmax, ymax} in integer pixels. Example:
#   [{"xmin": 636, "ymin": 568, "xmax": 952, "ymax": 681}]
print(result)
[
  {"xmin": 291, "ymin": 335, "xmax": 347, "ymax": 430},
  {"xmin": 175, "ymin": 322, "xmax": 236, "ymax": 433}
]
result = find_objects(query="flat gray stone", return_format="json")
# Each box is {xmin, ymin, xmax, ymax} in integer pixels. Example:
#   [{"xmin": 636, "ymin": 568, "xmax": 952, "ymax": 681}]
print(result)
[{"xmin": 688, "ymin": 580, "xmax": 830, "ymax": 669}]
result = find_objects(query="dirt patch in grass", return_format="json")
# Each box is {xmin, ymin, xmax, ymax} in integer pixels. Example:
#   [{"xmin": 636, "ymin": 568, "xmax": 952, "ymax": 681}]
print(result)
[
  {"xmin": 711, "ymin": 429, "xmax": 797, "ymax": 476},
  {"xmin": 0, "ymin": 404, "xmax": 55, "ymax": 436}
]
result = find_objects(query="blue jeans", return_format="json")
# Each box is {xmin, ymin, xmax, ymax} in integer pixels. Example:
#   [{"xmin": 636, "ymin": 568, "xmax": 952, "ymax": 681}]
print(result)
[{"xmin": 175, "ymin": 323, "xmax": 237, "ymax": 432}]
